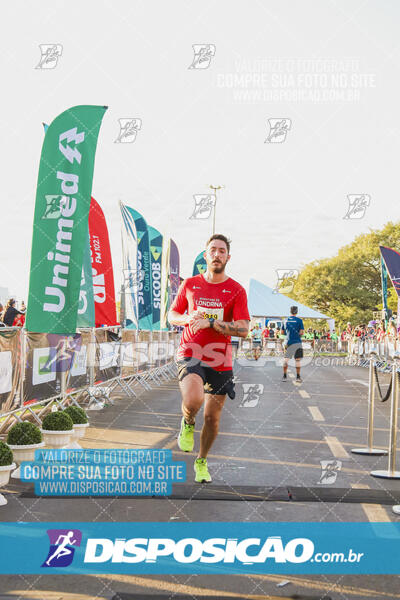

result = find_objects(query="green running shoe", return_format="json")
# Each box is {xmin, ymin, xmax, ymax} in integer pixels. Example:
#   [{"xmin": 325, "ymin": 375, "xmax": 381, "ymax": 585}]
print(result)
[
  {"xmin": 178, "ymin": 417, "xmax": 194, "ymax": 452},
  {"xmin": 194, "ymin": 458, "xmax": 212, "ymax": 483}
]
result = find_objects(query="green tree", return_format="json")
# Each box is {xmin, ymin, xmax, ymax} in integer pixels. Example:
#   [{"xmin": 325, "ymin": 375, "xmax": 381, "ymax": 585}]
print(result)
[{"xmin": 287, "ymin": 221, "xmax": 400, "ymax": 327}]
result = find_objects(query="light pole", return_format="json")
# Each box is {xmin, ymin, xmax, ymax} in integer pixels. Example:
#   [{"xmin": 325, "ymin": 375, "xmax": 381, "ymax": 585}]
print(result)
[{"xmin": 210, "ymin": 185, "xmax": 223, "ymax": 235}]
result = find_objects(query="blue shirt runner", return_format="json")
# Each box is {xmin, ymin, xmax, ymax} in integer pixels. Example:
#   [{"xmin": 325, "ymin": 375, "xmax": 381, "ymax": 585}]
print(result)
[{"xmin": 283, "ymin": 316, "xmax": 304, "ymax": 346}]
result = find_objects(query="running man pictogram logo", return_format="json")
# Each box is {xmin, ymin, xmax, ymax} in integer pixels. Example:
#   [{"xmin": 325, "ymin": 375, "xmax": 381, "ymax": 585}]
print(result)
[
  {"xmin": 42, "ymin": 529, "xmax": 82, "ymax": 568},
  {"xmin": 239, "ymin": 384, "xmax": 264, "ymax": 407}
]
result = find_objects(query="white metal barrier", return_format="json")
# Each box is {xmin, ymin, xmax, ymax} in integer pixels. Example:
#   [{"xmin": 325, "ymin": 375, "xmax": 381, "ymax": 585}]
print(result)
[{"xmin": 0, "ymin": 327, "xmax": 180, "ymax": 434}]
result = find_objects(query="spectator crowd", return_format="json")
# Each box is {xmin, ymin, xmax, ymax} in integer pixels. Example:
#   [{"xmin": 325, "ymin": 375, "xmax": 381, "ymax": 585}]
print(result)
[
  {"xmin": 247, "ymin": 318, "xmax": 400, "ymax": 347},
  {"xmin": 0, "ymin": 299, "xmax": 26, "ymax": 328}
]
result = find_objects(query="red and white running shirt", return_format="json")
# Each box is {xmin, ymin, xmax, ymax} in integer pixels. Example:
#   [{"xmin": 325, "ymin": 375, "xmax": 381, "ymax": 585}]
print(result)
[{"xmin": 170, "ymin": 274, "xmax": 250, "ymax": 371}]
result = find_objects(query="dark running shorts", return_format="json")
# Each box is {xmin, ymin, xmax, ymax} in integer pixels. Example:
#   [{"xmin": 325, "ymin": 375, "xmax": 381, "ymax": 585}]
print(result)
[
  {"xmin": 285, "ymin": 344, "xmax": 304, "ymax": 359},
  {"xmin": 177, "ymin": 357, "xmax": 235, "ymax": 399}
]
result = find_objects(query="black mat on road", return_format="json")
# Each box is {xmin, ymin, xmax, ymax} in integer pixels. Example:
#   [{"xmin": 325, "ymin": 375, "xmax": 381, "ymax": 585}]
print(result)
[
  {"xmin": 17, "ymin": 484, "xmax": 400, "ymax": 504},
  {"xmin": 111, "ymin": 595, "xmax": 332, "ymax": 600}
]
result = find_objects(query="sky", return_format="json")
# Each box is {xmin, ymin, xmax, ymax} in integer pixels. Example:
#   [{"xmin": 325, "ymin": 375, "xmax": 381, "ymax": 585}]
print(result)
[{"xmin": 1, "ymin": 0, "xmax": 399, "ymax": 303}]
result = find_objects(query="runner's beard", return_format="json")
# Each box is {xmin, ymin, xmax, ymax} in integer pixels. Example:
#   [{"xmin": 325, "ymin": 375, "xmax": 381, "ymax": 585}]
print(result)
[{"xmin": 210, "ymin": 260, "xmax": 226, "ymax": 274}]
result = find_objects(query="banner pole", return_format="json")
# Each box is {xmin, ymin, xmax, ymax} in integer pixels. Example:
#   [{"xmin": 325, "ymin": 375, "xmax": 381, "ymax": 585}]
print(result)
[
  {"xmin": 210, "ymin": 185, "xmax": 222, "ymax": 235},
  {"xmin": 352, "ymin": 349, "xmax": 388, "ymax": 456},
  {"xmin": 120, "ymin": 207, "xmax": 126, "ymax": 328},
  {"xmin": 60, "ymin": 336, "xmax": 67, "ymax": 403},
  {"xmin": 19, "ymin": 329, "xmax": 26, "ymax": 409},
  {"xmin": 89, "ymin": 328, "xmax": 96, "ymax": 388},
  {"xmin": 371, "ymin": 353, "xmax": 400, "ymax": 479}
]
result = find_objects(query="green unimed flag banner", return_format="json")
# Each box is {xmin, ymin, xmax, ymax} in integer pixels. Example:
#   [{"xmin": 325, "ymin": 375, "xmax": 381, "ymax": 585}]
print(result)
[
  {"xmin": 42, "ymin": 121, "xmax": 95, "ymax": 328},
  {"xmin": 27, "ymin": 105, "xmax": 107, "ymax": 334}
]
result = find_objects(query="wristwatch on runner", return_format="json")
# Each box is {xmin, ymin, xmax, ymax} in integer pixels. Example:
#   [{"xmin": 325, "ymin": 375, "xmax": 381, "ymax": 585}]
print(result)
[{"xmin": 208, "ymin": 318, "xmax": 215, "ymax": 329}]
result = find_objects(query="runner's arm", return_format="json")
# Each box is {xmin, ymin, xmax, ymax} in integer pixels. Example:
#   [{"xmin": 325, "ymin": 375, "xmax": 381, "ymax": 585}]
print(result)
[
  {"xmin": 168, "ymin": 280, "xmax": 190, "ymax": 327},
  {"xmin": 168, "ymin": 310, "xmax": 191, "ymax": 327},
  {"xmin": 213, "ymin": 319, "xmax": 250, "ymax": 338}
]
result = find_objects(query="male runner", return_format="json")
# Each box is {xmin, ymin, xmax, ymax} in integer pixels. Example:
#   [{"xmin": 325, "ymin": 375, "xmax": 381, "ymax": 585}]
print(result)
[
  {"xmin": 281, "ymin": 305, "xmax": 304, "ymax": 383},
  {"xmin": 168, "ymin": 234, "xmax": 250, "ymax": 483}
]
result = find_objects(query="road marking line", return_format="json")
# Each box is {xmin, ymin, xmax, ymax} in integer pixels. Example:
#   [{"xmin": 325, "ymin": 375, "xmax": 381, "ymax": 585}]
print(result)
[
  {"xmin": 89, "ymin": 573, "xmax": 394, "ymax": 599},
  {"xmin": 351, "ymin": 484, "xmax": 394, "ymax": 525},
  {"xmin": 245, "ymin": 573, "xmax": 397, "ymax": 598},
  {"xmin": 82, "ymin": 575, "xmax": 285, "ymax": 600},
  {"xmin": 11, "ymin": 593, "xmax": 107, "ymax": 600},
  {"xmin": 307, "ymin": 393, "xmax": 367, "ymax": 398},
  {"xmin": 131, "ymin": 410, "xmax": 182, "ymax": 417},
  {"xmin": 346, "ymin": 379, "xmax": 369, "ymax": 387},
  {"xmin": 174, "ymin": 450, "xmax": 367, "ymax": 474},
  {"xmin": 308, "ymin": 406, "xmax": 325, "ymax": 421},
  {"xmin": 298, "ymin": 389, "xmax": 310, "ymax": 398},
  {"xmin": 83, "ymin": 427, "xmax": 169, "ymax": 448},
  {"xmin": 362, "ymin": 503, "xmax": 391, "ymax": 522},
  {"xmin": 324, "ymin": 435, "xmax": 349, "ymax": 458},
  {"xmin": 323, "ymin": 423, "xmax": 390, "ymax": 432},
  {"xmin": 115, "ymin": 423, "xmax": 394, "ymax": 451}
]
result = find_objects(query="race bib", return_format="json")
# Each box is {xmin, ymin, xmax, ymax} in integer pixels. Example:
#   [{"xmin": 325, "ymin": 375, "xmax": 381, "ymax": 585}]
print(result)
[{"xmin": 197, "ymin": 307, "xmax": 224, "ymax": 321}]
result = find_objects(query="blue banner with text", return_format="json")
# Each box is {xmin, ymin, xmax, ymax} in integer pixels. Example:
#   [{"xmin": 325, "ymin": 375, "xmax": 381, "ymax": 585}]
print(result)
[{"xmin": 0, "ymin": 522, "xmax": 399, "ymax": 574}]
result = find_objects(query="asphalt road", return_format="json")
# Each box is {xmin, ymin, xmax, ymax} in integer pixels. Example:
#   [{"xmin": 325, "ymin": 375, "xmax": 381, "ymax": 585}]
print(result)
[{"xmin": 1, "ymin": 356, "xmax": 400, "ymax": 599}]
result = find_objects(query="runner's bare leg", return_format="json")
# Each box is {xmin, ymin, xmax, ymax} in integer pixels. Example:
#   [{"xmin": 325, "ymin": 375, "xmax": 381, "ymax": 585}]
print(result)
[
  {"xmin": 296, "ymin": 358, "xmax": 301, "ymax": 376},
  {"xmin": 283, "ymin": 358, "xmax": 288, "ymax": 375},
  {"xmin": 199, "ymin": 393, "xmax": 226, "ymax": 458},
  {"xmin": 179, "ymin": 373, "xmax": 204, "ymax": 425}
]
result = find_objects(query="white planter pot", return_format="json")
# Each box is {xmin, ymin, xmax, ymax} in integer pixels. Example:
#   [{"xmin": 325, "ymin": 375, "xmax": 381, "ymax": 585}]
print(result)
[
  {"xmin": 73, "ymin": 423, "xmax": 89, "ymax": 441},
  {"xmin": 8, "ymin": 442, "xmax": 45, "ymax": 479},
  {"xmin": 8, "ymin": 441, "xmax": 45, "ymax": 464},
  {"xmin": 66, "ymin": 423, "xmax": 89, "ymax": 449},
  {"xmin": 0, "ymin": 463, "xmax": 16, "ymax": 506},
  {"xmin": 41, "ymin": 429, "xmax": 73, "ymax": 449}
]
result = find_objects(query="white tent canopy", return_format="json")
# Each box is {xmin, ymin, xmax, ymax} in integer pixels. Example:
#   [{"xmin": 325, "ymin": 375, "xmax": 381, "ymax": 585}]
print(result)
[{"xmin": 248, "ymin": 278, "xmax": 333, "ymax": 325}]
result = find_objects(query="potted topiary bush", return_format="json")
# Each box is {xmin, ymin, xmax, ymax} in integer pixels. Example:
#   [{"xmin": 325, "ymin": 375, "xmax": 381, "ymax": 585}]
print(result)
[
  {"xmin": 63, "ymin": 406, "xmax": 89, "ymax": 449},
  {"xmin": 7, "ymin": 421, "xmax": 45, "ymax": 479},
  {"xmin": 0, "ymin": 441, "xmax": 16, "ymax": 506},
  {"xmin": 41, "ymin": 411, "xmax": 74, "ymax": 448}
]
